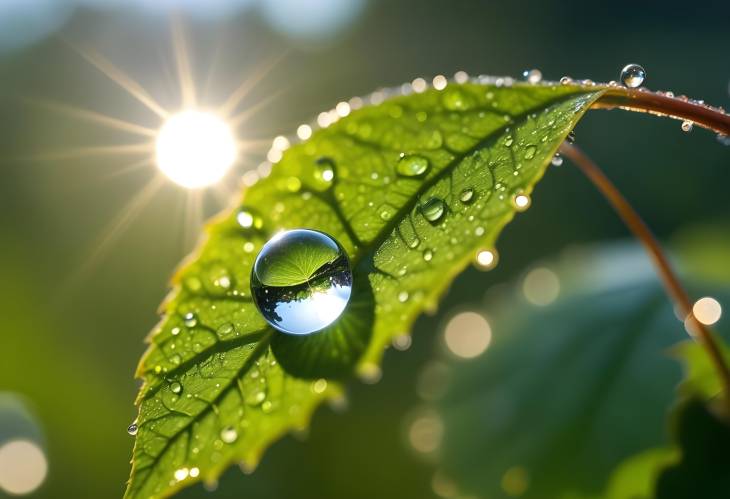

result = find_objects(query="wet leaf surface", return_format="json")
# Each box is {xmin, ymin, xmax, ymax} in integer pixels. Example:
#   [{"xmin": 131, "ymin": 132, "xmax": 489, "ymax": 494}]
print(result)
[{"xmin": 126, "ymin": 81, "xmax": 604, "ymax": 498}]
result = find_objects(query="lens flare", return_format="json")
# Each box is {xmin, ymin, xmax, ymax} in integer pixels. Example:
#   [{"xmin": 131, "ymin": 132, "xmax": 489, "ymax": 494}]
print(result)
[{"xmin": 155, "ymin": 110, "xmax": 237, "ymax": 189}]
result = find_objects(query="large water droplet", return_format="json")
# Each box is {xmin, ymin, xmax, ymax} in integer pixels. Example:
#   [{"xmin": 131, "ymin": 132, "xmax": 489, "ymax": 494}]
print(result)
[
  {"xmin": 620, "ymin": 64, "xmax": 646, "ymax": 88},
  {"xmin": 420, "ymin": 197, "xmax": 446, "ymax": 223},
  {"xmin": 397, "ymin": 154, "xmax": 430, "ymax": 177},
  {"xmin": 251, "ymin": 229, "xmax": 352, "ymax": 335},
  {"xmin": 170, "ymin": 381, "xmax": 182, "ymax": 394}
]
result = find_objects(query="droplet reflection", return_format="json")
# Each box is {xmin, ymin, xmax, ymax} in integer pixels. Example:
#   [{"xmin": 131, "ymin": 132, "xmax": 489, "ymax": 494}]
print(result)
[{"xmin": 251, "ymin": 229, "xmax": 352, "ymax": 335}]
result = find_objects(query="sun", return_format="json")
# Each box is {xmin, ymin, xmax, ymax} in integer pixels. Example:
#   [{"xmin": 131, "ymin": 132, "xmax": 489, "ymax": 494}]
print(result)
[{"xmin": 155, "ymin": 110, "xmax": 237, "ymax": 189}]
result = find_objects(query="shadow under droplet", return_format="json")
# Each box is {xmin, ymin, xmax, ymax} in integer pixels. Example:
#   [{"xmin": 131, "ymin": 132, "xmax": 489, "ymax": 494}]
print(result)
[{"xmin": 271, "ymin": 273, "xmax": 374, "ymax": 379}]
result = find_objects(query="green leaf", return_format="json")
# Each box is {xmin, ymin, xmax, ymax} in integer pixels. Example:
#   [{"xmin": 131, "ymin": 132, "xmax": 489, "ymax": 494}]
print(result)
[
  {"xmin": 654, "ymin": 398, "xmax": 730, "ymax": 498},
  {"xmin": 591, "ymin": 398, "xmax": 730, "ymax": 499},
  {"xmin": 671, "ymin": 338, "xmax": 730, "ymax": 401},
  {"xmin": 599, "ymin": 447, "xmax": 678, "ymax": 499},
  {"xmin": 126, "ymin": 81, "xmax": 604, "ymax": 498},
  {"xmin": 435, "ymin": 244, "xmax": 730, "ymax": 499}
]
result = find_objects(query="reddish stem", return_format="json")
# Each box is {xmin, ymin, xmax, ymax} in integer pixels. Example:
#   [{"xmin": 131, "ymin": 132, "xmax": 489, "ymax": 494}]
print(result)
[
  {"xmin": 594, "ymin": 87, "xmax": 730, "ymax": 135},
  {"xmin": 560, "ymin": 143, "xmax": 730, "ymax": 405}
]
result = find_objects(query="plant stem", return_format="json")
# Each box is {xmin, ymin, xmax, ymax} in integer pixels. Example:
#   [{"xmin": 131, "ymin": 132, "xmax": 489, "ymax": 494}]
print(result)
[
  {"xmin": 560, "ymin": 142, "xmax": 730, "ymax": 405},
  {"xmin": 594, "ymin": 87, "xmax": 730, "ymax": 135}
]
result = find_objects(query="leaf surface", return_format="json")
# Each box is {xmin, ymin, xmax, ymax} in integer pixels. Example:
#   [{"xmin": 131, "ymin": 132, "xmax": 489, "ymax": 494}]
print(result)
[{"xmin": 126, "ymin": 81, "xmax": 604, "ymax": 498}]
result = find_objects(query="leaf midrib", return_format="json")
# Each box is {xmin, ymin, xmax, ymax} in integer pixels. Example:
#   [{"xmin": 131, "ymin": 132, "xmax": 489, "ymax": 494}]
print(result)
[{"xmin": 338, "ymin": 90, "xmax": 602, "ymax": 270}]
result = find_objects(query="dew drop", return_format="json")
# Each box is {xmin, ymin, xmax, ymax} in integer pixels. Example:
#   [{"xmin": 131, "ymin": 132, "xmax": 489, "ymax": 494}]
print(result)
[
  {"xmin": 171, "ymin": 327, "xmax": 181, "ymax": 336},
  {"xmin": 398, "ymin": 291, "xmax": 409, "ymax": 303},
  {"xmin": 127, "ymin": 422, "xmax": 138, "ymax": 436},
  {"xmin": 681, "ymin": 120, "xmax": 693, "ymax": 132},
  {"xmin": 459, "ymin": 188, "xmax": 475, "ymax": 204},
  {"xmin": 174, "ymin": 468, "xmax": 189, "ymax": 481},
  {"xmin": 251, "ymin": 229, "xmax": 352, "ymax": 335},
  {"xmin": 396, "ymin": 154, "xmax": 430, "ymax": 177},
  {"xmin": 419, "ymin": 197, "xmax": 446, "ymax": 223},
  {"xmin": 220, "ymin": 426, "xmax": 238, "ymax": 444},
  {"xmin": 217, "ymin": 323, "xmax": 236, "ymax": 339},
  {"xmin": 566, "ymin": 130, "xmax": 576, "ymax": 144},
  {"xmin": 315, "ymin": 157, "xmax": 336, "ymax": 183},
  {"xmin": 423, "ymin": 249, "xmax": 433, "ymax": 262},
  {"xmin": 170, "ymin": 381, "xmax": 182, "ymax": 394},
  {"xmin": 504, "ymin": 136, "xmax": 514, "ymax": 147},
  {"xmin": 551, "ymin": 154, "xmax": 563, "ymax": 166},
  {"xmin": 379, "ymin": 205, "xmax": 395, "ymax": 221},
  {"xmin": 523, "ymin": 145, "xmax": 537, "ymax": 160},
  {"xmin": 475, "ymin": 249, "xmax": 498, "ymax": 270},
  {"xmin": 522, "ymin": 68, "xmax": 542, "ymax": 84},
  {"xmin": 183, "ymin": 312, "xmax": 197, "ymax": 328},
  {"xmin": 620, "ymin": 63, "xmax": 646, "ymax": 88},
  {"xmin": 513, "ymin": 193, "xmax": 531, "ymax": 211},
  {"xmin": 246, "ymin": 390, "xmax": 266, "ymax": 406}
]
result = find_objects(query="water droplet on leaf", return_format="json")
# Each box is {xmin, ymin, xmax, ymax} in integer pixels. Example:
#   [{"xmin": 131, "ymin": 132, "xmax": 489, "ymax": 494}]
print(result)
[
  {"xmin": 220, "ymin": 426, "xmax": 238, "ymax": 443},
  {"xmin": 127, "ymin": 422, "xmax": 138, "ymax": 436},
  {"xmin": 396, "ymin": 154, "xmax": 430, "ymax": 177},
  {"xmin": 170, "ymin": 381, "xmax": 182, "ymax": 394},
  {"xmin": 620, "ymin": 63, "xmax": 646, "ymax": 88},
  {"xmin": 513, "ymin": 193, "xmax": 531, "ymax": 211},
  {"xmin": 183, "ymin": 312, "xmax": 197, "ymax": 328},
  {"xmin": 475, "ymin": 249, "xmax": 498, "ymax": 270},
  {"xmin": 522, "ymin": 68, "xmax": 542, "ymax": 84},
  {"xmin": 251, "ymin": 229, "xmax": 352, "ymax": 335},
  {"xmin": 459, "ymin": 188, "xmax": 475, "ymax": 204},
  {"xmin": 420, "ymin": 197, "xmax": 446, "ymax": 223},
  {"xmin": 315, "ymin": 157, "xmax": 336, "ymax": 183}
]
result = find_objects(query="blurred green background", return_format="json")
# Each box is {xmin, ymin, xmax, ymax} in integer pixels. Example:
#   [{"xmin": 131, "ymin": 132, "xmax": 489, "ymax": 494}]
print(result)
[{"xmin": 0, "ymin": 0, "xmax": 728, "ymax": 498}]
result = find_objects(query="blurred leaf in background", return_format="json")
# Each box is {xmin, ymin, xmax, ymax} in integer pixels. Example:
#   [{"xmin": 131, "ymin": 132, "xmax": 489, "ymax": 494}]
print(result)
[{"xmin": 435, "ymin": 241, "xmax": 730, "ymax": 499}]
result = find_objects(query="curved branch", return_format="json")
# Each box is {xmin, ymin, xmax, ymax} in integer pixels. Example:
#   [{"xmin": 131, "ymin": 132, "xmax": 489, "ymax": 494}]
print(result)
[
  {"xmin": 593, "ymin": 87, "xmax": 730, "ymax": 135},
  {"xmin": 560, "ymin": 143, "xmax": 730, "ymax": 406}
]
